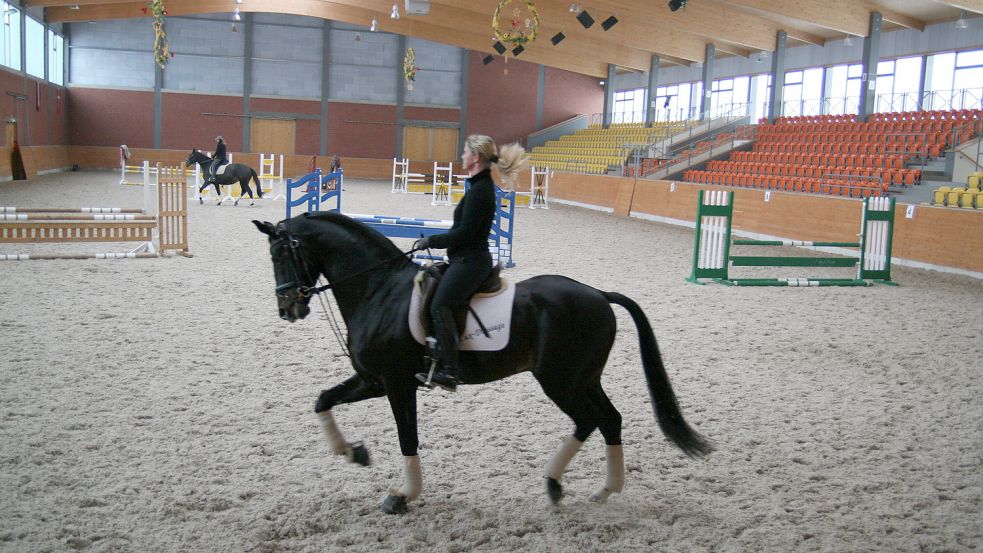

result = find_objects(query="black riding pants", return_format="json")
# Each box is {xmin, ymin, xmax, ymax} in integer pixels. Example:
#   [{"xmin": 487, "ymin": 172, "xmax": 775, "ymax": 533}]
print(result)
[
  {"xmin": 209, "ymin": 159, "xmax": 224, "ymax": 178},
  {"xmin": 429, "ymin": 250, "xmax": 493, "ymax": 361}
]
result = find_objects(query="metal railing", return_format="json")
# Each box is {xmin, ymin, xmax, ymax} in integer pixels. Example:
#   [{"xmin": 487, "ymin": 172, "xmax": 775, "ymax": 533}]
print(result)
[{"xmin": 638, "ymin": 123, "xmax": 758, "ymax": 178}]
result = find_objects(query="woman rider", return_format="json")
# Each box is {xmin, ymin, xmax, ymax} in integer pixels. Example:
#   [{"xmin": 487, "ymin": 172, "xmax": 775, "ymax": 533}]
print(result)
[{"xmin": 413, "ymin": 135, "xmax": 525, "ymax": 391}]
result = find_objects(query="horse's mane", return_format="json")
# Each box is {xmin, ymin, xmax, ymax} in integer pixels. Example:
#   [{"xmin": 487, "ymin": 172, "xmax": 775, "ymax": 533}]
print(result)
[{"xmin": 289, "ymin": 211, "xmax": 406, "ymax": 260}]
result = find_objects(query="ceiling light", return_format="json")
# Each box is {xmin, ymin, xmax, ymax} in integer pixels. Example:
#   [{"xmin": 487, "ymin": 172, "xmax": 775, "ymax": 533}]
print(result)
[
  {"xmin": 550, "ymin": 32, "xmax": 565, "ymax": 46},
  {"xmin": 234, "ymin": 0, "xmax": 242, "ymax": 3},
  {"xmin": 482, "ymin": 55, "xmax": 494, "ymax": 65},
  {"xmin": 843, "ymin": 35, "xmax": 854, "ymax": 47},
  {"xmin": 69, "ymin": 4, "xmax": 80, "ymax": 9},
  {"xmin": 568, "ymin": 3, "xmax": 581, "ymax": 13},
  {"xmin": 955, "ymin": 10, "xmax": 969, "ymax": 30},
  {"xmin": 668, "ymin": 0, "xmax": 685, "ymax": 12},
  {"xmin": 391, "ymin": 4, "xmax": 400, "ymax": 19},
  {"xmin": 576, "ymin": 10, "xmax": 594, "ymax": 29},
  {"xmin": 601, "ymin": 16, "xmax": 618, "ymax": 31},
  {"xmin": 233, "ymin": 7, "xmax": 241, "ymax": 21},
  {"xmin": 512, "ymin": 45, "xmax": 524, "ymax": 56},
  {"xmin": 492, "ymin": 41, "xmax": 506, "ymax": 55},
  {"xmin": 370, "ymin": 19, "xmax": 377, "ymax": 32}
]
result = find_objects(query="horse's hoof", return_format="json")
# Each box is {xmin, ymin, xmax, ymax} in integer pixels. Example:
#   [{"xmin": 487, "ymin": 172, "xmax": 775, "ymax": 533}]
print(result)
[
  {"xmin": 380, "ymin": 495, "xmax": 408, "ymax": 515},
  {"xmin": 546, "ymin": 477, "xmax": 563, "ymax": 505},
  {"xmin": 348, "ymin": 441, "xmax": 371, "ymax": 466},
  {"xmin": 198, "ymin": 198, "xmax": 203, "ymax": 205},
  {"xmin": 234, "ymin": 200, "xmax": 239, "ymax": 207}
]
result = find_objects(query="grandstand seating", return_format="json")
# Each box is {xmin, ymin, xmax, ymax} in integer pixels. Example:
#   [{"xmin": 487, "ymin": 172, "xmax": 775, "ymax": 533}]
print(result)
[
  {"xmin": 528, "ymin": 121, "xmax": 686, "ymax": 174},
  {"xmin": 932, "ymin": 170, "xmax": 983, "ymax": 209},
  {"xmin": 679, "ymin": 109, "xmax": 982, "ymax": 198}
]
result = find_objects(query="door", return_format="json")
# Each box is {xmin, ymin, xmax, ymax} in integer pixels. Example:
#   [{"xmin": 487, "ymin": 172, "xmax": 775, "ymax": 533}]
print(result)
[
  {"xmin": 402, "ymin": 126, "xmax": 459, "ymax": 161},
  {"xmin": 250, "ymin": 118, "xmax": 296, "ymax": 154}
]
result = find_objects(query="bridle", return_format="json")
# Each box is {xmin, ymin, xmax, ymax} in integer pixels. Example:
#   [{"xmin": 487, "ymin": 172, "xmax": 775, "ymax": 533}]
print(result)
[
  {"xmin": 270, "ymin": 223, "xmax": 420, "ymax": 358},
  {"xmin": 272, "ymin": 223, "xmax": 417, "ymax": 300}
]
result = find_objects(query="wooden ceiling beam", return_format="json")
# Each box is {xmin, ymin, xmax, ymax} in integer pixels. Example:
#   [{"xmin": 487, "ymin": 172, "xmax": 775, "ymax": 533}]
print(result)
[
  {"xmin": 46, "ymin": 0, "xmax": 615, "ymax": 77},
  {"xmin": 429, "ymin": 0, "xmax": 709, "ymax": 63},
  {"xmin": 932, "ymin": 1, "xmax": 983, "ymax": 16},
  {"xmin": 27, "ymin": 0, "xmax": 133, "ymax": 6}
]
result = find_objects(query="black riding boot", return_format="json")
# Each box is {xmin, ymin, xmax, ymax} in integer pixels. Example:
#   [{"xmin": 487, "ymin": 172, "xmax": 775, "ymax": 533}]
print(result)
[{"xmin": 416, "ymin": 307, "xmax": 460, "ymax": 392}]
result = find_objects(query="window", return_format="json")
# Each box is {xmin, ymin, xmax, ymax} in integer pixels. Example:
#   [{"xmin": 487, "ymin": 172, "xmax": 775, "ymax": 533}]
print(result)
[
  {"xmin": 0, "ymin": 1, "xmax": 21, "ymax": 70},
  {"xmin": 612, "ymin": 88, "xmax": 646, "ymax": 124},
  {"xmin": 925, "ymin": 49, "xmax": 983, "ymax": 110},
  {"xmin": 875, "ymin": 57, "xmax": 922, "ymax": 112},
  {"xmin": 48, "ymin": 30, "xmax": 63, "ymax": 85},
  {"xmin": 25, "ymin": 15, "xmax": 44, "ymax": 78},
  {"xmin": 953, "ymin": 49, "xmax": 983, "ymax": 110},
  {"xmin": 826, "ymin": 63, "xmax": 863, "ymax": 115}
]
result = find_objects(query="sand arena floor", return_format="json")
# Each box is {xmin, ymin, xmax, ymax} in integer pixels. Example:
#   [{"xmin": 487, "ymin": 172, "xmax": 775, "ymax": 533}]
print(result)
[{"xmin": 0, "ymin": 171, "xmax": 981, "ymax": 553}]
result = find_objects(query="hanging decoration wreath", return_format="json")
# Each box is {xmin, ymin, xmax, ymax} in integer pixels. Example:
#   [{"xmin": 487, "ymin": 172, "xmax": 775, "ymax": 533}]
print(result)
[
  {"xmin": 492, "ymin": 0, "xmax": 538, "ymax": 74},
  {"xmin": 145, "ymin": 0, "xmax": 172, "ymax": 68},
  {"xmin": 492, "ymin": 0, "xmax": 539, "ymax": 47},
  {"xmin": 403, "ymin": 47, "xmax": 418, "ymax": 91}
]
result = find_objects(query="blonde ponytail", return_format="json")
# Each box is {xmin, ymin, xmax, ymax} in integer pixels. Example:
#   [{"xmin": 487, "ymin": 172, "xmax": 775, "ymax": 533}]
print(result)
[
  {"xmin": 465, "ymin": 134, "xmax": 528, "ymax": 187},
  {"xmin": 494, "ymin": 142, "xmax": 527, "ymax": 187}
]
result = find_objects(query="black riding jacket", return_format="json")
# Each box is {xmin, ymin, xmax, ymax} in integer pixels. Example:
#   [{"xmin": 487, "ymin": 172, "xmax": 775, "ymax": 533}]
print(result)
[
  {"xmin": 427, "ymin": 168, "xmax": 495, "ymax": 259},
  {"xmin": 213, "ymin": 141, "xmax": 228, "ymax": 163}
]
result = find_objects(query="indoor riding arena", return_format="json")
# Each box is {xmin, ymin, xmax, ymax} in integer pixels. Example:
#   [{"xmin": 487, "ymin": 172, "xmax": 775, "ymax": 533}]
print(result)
[{"xmin": 1, "ymin": 1, "xmax": 982, "ymax": 552}]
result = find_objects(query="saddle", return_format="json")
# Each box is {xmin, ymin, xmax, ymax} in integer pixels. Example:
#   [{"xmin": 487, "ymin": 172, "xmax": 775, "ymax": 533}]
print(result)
[
  {"xmin": 414, "ymin": 262, "xmax": 503, "ymax": 338},
  {"xmin": 212, "ymin": 161, "xmax": 230, "ymax": 176}
]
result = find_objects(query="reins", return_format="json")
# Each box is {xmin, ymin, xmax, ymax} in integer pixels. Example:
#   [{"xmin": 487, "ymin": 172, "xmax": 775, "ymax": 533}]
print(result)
[
  {"xmin": 297, "ymin": 247, "xmax": 419, "ymax": 298},
  {"xmin": 280, "ymin": 229, "xmax": 420, "ymax": 361}
]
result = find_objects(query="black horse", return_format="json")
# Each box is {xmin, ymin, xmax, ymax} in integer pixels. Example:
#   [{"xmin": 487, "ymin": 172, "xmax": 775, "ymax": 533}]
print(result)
[
  {"xmin": 185, "ymin": 149, "xmax": 263, "ymax": 206},
  {"xmin": 253, "ymin": 211, "xmax": 713, "ymax": 514}
]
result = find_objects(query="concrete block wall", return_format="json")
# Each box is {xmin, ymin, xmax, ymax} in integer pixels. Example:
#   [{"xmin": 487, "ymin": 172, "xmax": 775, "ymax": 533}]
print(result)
[{"xmin": 69, "ymin": 14, "xmax": 462, "ymax": 108}]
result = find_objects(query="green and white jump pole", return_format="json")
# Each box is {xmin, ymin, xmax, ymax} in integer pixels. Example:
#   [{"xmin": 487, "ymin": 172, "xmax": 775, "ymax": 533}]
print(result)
[{"xmin": 687, "ymin": 190, "xmax": 896, "ymax": 286}]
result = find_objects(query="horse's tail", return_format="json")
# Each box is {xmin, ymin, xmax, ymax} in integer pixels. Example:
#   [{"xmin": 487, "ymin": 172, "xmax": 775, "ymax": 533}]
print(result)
[
  {"xmin": 251, "ymin": 168, "xmax": 264, "ymax": 198},
  {"xmin": 604, "ymin": 291, "xmax": 714, "ymax": 459}
]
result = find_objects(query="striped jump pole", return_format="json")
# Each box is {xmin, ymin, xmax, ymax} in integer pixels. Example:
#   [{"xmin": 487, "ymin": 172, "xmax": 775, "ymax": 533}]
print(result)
[
  {"xmin": 346, "ymin": 213, "xmax": 452, "ymax": 239},
  {"xmin": 0, "ymin": 164, "xmax": 191, "ymax": 261},
  {"xmin": 687, "ymin": 190, "xmax": 896, "ymax": 286}
]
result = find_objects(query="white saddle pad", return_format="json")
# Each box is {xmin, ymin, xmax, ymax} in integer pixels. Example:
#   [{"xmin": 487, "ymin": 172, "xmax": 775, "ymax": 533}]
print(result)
[
  {"xmin": 408, "ymin": 274, "xmax": 516, "ymax": 351},
  {"xmin": 215, "ymin": 163, "xmax": 229, "ymax": 176}
]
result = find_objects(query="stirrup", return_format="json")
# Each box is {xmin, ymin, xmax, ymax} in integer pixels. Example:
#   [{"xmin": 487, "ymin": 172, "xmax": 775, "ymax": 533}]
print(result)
[{"xmin": 415, "ymin": 365, "xmax": 458, "ymax": 392}]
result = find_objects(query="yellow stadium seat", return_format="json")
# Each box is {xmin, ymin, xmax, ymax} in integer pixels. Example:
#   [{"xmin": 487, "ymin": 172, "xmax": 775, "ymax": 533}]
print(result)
[
  {"xmin": 945, "ymin": 187, "xmax": 964, "ymax": 206},
  {"xmin": 959, "ymin": 191, "xmax": 975, "ymax": 208}
]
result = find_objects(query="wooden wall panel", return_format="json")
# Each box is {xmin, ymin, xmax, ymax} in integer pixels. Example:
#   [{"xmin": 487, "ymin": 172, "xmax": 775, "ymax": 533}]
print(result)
[
  {"xmin": 250, "ymin": 119, "xmax": 296, "ymax": 155},
  {"xmin": 629, "ymin": 179, "xmax": 983, "ymax": 274},
  {"xmin": 32, "ymin": 148, "xmax": 983, "ymax": 275}
]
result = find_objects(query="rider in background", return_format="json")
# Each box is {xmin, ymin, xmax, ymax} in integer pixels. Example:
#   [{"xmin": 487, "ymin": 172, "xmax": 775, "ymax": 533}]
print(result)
[
  {"xmin": 208, "ymin": 136, "xmax": 227, "ymax": 184},
  {"xmin": 413, "ymin": 135, "xmax": 525, "ymax": 391}
]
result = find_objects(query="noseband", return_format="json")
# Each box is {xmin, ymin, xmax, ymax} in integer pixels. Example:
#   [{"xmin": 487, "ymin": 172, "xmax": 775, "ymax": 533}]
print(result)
[{"xmin": 273, "ymin": 227, "xmax": 320, "ymax": 303}]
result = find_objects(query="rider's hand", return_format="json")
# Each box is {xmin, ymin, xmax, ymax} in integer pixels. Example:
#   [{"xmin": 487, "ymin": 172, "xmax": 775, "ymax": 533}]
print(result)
[{"xmin": 413, "ymin": 237, "xmax": 431, "ymax": 251}]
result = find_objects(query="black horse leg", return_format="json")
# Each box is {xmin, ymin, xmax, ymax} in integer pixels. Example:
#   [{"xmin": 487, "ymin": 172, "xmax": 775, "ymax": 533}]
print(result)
[
  {"xmin": 314, "ymin": 375, "xmax": 385, "ymax": 466},
  {"xmin": 585, "ymin": 385, "xmax": 625, "ymax": 503},
  {"xmin": 539, "ymin": 380, "xmax": 603, "ymax": 505},
  {"xmin": 380, "ymin": 381, "xmax": 420, "ymax": 515},
  {"xmin": 240, "ymin": 177, "xmax": 255, "ymax": 206}
]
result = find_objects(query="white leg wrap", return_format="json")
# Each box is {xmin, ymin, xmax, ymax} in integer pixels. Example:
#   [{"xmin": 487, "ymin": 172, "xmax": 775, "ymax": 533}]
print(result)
[
  {"xmin": 591, "ymin": 445, "xmax": 625, "ymax": 503},
  {"xmin": 389, "ymin": 455, "xmax": 423, "ymax": 500},
  {"xmin": 317, "ymin": 411, "xmax": 349, "ymax": 456},
  {"xmin": 545, "ymin": 436, "xmax": 583, "ymax": 481}
]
